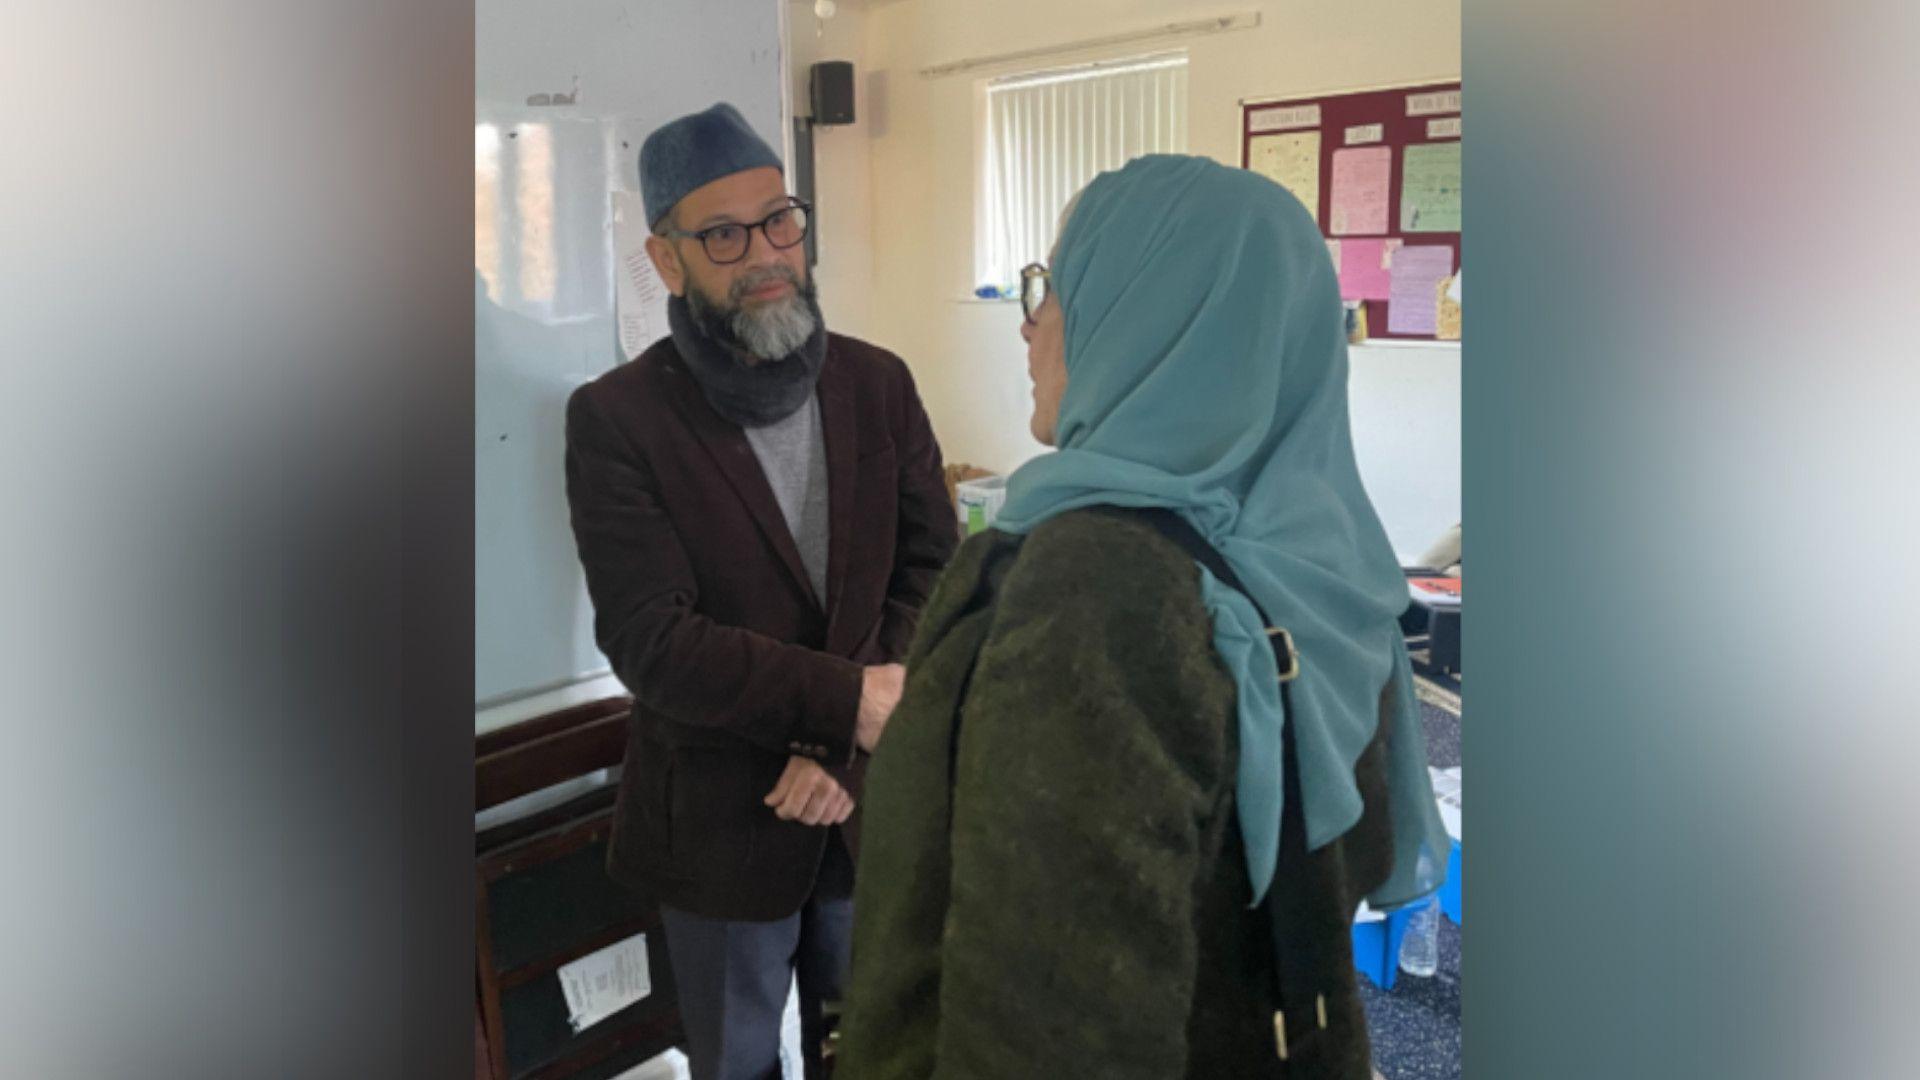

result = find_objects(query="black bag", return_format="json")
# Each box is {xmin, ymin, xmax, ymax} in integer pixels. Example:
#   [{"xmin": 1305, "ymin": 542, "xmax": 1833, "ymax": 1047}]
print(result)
[
  {"xmin": 949, "ymin": 507, "xmax": 1391, "ymax": 1075},
  {"xmin": 1114, "ymin": 508, "xmax": 1346, "ymax": 1067}
]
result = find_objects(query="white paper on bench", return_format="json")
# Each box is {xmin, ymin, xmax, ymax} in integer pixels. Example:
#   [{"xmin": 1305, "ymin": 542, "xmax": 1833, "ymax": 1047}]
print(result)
[{"xmin": 559, "ymin": 931, "xmax": 652, "ymax": 1034}]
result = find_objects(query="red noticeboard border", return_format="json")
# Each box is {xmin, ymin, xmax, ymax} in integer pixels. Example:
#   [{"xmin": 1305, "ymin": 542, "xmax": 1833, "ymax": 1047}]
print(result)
[{"xmin": 1241, "ymin": 80, "xmax": 1460, "ymax": 342}]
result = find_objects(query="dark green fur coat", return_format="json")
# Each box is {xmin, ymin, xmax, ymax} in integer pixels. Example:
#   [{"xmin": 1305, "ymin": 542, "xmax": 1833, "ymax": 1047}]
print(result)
[{"xmin": 835, "ymin": 510, "xmax": 1385, "ymax": 1080}]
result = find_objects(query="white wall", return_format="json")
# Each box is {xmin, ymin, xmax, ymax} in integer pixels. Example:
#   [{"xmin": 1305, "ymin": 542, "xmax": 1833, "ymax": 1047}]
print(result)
[{"xmin": 792, "ymin": 0, "xmax": 1460, "ymax": 558}]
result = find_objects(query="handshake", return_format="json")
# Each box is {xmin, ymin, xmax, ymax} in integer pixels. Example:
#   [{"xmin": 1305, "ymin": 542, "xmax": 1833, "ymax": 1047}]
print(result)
[{"xmin": 765, "ymin": 662, "xmax": 905, "ymax": 826}]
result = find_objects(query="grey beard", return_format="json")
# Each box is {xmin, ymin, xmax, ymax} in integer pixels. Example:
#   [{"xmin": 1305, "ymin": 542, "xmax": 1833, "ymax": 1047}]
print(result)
[{"xmin": 688, "ymin": 267, "xmax": 820, "ymax": 362}]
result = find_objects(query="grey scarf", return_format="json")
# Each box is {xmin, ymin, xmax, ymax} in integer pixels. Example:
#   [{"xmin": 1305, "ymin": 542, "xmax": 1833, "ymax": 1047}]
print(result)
[{"xmin": 667, "ymin": 292, "xmax": 828, "ymax": 428}]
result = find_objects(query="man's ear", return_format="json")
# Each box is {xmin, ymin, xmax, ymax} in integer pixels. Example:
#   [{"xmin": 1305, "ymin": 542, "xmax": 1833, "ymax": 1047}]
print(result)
[{"xmin": 645, "ymin": 234, "xmax": 687, "ymax": 297}]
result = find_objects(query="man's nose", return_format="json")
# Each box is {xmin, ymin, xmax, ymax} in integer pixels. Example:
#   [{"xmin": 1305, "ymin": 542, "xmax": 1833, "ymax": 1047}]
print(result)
[{"xmin": 1019, "ymin": 320, "xmax": 1033, "ymax": 344}]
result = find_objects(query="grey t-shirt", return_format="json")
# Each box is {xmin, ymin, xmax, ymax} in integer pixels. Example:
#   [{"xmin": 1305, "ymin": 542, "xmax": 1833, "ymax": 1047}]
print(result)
[{"xmin": 743, "ymin": 390, "xmax": 830, "ymax": 605}]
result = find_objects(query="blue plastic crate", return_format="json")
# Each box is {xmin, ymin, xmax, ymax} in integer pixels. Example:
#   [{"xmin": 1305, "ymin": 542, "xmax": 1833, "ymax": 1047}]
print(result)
[
  {"xmin": 1352, "ymin": 838, "xmax": 1460, "ymax": 990},
  {"xmin": 1351, "ymin": 904, "xmax": 1417, "ymax": 990},
  {"xmin": 1440, "ymin": 838, "xmax": 1462, "ymax": 924}
]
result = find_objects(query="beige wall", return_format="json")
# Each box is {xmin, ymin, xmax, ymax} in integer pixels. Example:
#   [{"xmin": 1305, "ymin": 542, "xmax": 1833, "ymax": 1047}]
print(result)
[
  {"xmin": 791, "ymin": 0, "xmax": 1461, "ymax": 555},
  {"xmin": 788, "ymin": 1, "xmax": 878, "ymax": 339}
]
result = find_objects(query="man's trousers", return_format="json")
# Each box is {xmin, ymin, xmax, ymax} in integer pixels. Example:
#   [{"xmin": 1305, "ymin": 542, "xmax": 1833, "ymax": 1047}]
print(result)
[{"xmin": 659, "ymin": 830, "xmax": 853, "ymax": 1080}]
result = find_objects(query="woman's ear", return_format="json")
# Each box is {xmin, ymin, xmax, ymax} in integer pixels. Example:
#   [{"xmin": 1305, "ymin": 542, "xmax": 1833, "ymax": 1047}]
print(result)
[{"xmin": 645, "ymin": 234, "xmax": 687, "ymax": 298}]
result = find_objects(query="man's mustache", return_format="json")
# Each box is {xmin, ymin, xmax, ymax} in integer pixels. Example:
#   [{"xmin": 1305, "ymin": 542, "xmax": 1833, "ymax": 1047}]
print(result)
[{"xmin": 729, "ymin": 264, "xmax": 803, "ymax": 305}]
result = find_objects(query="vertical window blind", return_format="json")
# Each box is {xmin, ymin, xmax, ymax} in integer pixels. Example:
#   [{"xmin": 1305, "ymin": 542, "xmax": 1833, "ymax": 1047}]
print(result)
[{"xmin": 978, "ymin": 53, "xmax": 1189, "ymax": 289}]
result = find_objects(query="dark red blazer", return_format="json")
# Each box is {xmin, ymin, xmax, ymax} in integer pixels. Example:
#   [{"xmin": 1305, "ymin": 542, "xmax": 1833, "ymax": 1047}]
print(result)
[{"xmin": 564, "ymin": 332, "xmax": 958, "ymax": 920}]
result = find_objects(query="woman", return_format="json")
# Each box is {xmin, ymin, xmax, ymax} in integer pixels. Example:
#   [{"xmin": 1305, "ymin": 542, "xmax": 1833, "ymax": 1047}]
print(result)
[{"xmin": 835, "ymin": 155, "xmax": 1449, "ymax": 1079}]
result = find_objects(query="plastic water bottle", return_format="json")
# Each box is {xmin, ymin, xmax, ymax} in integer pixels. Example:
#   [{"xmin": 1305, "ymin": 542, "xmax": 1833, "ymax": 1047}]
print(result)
[
  {"xmin": 1398, "ymin": 850, "xmax": 1441, "ymax": 978},
  {"xmin": 1398, "ymin": 898, "xmax": 1439, "ymax": 977}
]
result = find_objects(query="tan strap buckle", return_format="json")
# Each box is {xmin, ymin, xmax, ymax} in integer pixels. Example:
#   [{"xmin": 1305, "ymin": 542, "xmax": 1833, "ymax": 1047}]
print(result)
[
  {"xmin": 1266, "ymin": 626, "xmax": 1301, "ymax": 683},
  {"xmin": 1273, "ymin": 996, "xmax": 1329, "ymax": 1060}
]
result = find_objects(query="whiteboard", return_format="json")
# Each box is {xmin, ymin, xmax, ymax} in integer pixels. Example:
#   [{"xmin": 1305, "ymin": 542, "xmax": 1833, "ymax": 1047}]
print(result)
[
  {"xmin": 476, "ymin": 0, "xmax": 788, "ymax": 707},
  {"xmin": 1346, "ymin": 341, "xmax": 1460, "ymax": 564}
]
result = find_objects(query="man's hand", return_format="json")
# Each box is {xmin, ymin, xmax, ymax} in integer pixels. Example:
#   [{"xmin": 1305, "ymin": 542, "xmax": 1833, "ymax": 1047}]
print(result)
[
  {"xmin": 763, "ymin": 757, "xmax": 855, "ymax": 826},
  {"xmin": 856, "ymin": 663, "xmax": 906, "ymax": 752}
]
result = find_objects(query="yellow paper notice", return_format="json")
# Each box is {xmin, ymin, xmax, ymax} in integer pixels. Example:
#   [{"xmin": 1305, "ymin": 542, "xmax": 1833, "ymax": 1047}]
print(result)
[
  {"xmin": 1249, "ymin": 131, "xmax": 1321, "ymax": 220},
  {"xmin": 1436, "ymin": 275, "xmax": 1462, "ymax": 340}
]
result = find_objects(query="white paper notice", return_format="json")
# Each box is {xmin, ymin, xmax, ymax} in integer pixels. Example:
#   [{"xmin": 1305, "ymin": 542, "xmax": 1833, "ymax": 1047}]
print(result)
[
  {"xmin": 1345, "ymin": 123, "xmax": 1385, "ymax": 145},
  {"xmin": 1427, "ymin": 116, "xmax": 1462, "ymax": 139},
  {"xmin": 611, "ymin": 1049, "xmax": 691, "ymax": 1080},
  {"xmin": 1429, "ymin": 766, "xmax": 1462, "ymax": 841},
  {"xmin": 1406, "ymin": 90, "xmax": 1462, "ymax": 117},
  {"xmin": 558, "ymin": 932, "xmax": 653, "ymax": 1035},
  {"xmin": 1248, "ymin": 103, "xmax": 1321, "ymax": 133},
  {"xmin": 612, "ymin": 192, "xmax": 671, "ymax": 360}
]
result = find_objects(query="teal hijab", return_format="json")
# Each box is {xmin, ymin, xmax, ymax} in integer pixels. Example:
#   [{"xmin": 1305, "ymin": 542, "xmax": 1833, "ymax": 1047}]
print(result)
[{"xmin": 995, "ymin": 155, "xmax": 1448, "ymax": 908}]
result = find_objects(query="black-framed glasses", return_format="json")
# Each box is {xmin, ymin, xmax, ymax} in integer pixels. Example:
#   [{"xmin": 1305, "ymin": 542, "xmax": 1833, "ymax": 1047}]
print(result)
[
  {"xmin": 664, "ymin": 200, "xmax": 812, "ymax": 265},
  {"xmin": 1020, "ymin": 262, "xmax": 1051, "ymax": 324}
]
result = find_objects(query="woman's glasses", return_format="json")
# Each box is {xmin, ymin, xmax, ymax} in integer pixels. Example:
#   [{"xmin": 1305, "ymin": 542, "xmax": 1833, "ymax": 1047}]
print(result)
[
  {"xmin": 1020, "ymin": 262, "xmax": 1051, "ymax": 325},
  {"xmin": 665, "ymin": 200, "xmax": 812, "ymax": 265}
]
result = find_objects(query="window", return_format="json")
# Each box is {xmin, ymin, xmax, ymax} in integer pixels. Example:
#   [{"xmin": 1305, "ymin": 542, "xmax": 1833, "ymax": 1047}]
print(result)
[{"xmin": 977, "ymin": 52, "xmax": 1188, "ymax": 290}]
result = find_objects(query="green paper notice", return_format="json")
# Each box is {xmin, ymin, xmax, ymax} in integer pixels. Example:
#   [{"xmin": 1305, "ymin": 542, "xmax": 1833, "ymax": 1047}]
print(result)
[{"xmin": 1400, "ymin": 142, "xmax": 1461, "ymax": 233}]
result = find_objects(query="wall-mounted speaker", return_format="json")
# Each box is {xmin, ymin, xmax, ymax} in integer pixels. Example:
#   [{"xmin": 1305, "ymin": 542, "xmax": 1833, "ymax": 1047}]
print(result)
[{"xmin": 810, "ymin": 61, "xmax": 855, "ymax": 125}]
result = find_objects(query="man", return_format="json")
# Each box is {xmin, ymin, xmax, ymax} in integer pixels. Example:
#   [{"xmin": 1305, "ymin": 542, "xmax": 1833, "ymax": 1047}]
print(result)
[{"xmin": 563, "ymin": 103, "xmax": 958, "ymax": 1080}]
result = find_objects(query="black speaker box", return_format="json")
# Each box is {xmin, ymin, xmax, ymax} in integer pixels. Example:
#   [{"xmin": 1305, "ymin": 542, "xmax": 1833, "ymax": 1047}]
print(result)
[{"xmin": 810, "ymin": 61, "xmax": 855, "ymax": 125}]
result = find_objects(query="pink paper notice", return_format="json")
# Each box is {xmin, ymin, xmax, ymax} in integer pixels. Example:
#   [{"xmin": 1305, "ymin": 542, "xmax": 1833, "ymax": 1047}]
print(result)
[
  {"xmin": 1387, "ymin": 245, "xmax": 1454, "ymax": 335},
  {"xmin": 1329, "ymin": 146, "xmax": 1393, "ymax": 236},
  {"xmin": 1338, "ymin": 238, "xmax": 1392, "ymax": 301}
]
